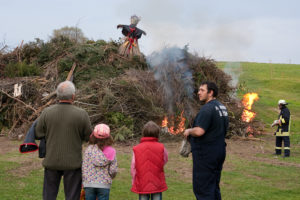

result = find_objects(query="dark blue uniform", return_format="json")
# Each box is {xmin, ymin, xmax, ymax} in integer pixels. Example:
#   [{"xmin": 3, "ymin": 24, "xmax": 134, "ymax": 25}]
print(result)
[
  {"xmin": 275, "ymin": 106, "xmax": 291, "ymax": 157},
  {"xmin": 190, "ymin": 99, "xmax": 229, "ymax": 200}
]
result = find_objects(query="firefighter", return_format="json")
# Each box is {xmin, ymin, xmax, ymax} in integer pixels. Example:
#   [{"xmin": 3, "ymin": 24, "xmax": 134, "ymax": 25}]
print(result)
[{"xmin": 272, "ymin": 99, "xmax": 291, "ymax": 157}]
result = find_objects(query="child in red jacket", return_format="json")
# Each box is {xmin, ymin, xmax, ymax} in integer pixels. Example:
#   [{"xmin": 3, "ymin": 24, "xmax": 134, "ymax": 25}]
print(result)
[{"xmin": 131, "ymin": 121, "xmax": 168, "ymax": 200}]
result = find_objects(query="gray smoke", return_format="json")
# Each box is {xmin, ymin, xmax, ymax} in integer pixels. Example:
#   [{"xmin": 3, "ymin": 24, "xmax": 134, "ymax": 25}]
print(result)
[
  {"xmin": 223, "ymin": 62, "xmax": 242, "ymax": 95},
  {"xmin": 146, "ymin": 47, "xmax": 194, "ymax": 114}
]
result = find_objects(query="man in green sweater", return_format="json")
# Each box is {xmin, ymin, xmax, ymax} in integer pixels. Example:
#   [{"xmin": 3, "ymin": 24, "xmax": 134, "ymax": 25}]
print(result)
[{"xmin": 35, "ymin": 81, "xmax": 92, "ymax": 200}]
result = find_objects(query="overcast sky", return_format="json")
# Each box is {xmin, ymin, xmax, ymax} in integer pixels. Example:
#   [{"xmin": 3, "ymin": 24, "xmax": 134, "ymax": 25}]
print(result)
[{"xmin": 1, "ymin": 0, "xmax": 300, "ymax": 64}]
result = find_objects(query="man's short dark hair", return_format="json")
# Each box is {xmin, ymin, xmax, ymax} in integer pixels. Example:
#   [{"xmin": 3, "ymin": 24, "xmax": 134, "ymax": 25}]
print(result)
[{"xmin": 201, "ymin": 81, "xmax": 218, "ymax": 97}]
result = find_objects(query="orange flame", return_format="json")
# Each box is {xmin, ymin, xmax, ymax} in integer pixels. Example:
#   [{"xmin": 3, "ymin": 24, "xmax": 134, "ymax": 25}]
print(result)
[
  {"xmin": 162, "ymin": 116, "xmax": 168, "ymax": 127},
  {"xmin": 161, "ymin": 111, "xmax": 186, "ymax": 135},
  {"xmin": 242, "ymin": 93, "xmax": 259, "ymax": 110},
  {"xmin": 242, "ymin": 109, "xmax": 256, "ymax": 122},
  {"xmin": 246, "ymin": 126, "xmax": 254, "ymax": 133},
  {"xmin": 241, "ymin": 93, "xmax": 259, "ymax": 122}
]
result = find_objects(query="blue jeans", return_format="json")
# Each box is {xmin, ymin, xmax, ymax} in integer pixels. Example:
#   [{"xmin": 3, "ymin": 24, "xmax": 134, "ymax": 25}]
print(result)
[
  {"xmin": 139, "ymin": 193, "xmax": 162, "ymax": 200},
  {"xmin": 84, "ymin": 187, "xmax": 110, "ymax": 200}
]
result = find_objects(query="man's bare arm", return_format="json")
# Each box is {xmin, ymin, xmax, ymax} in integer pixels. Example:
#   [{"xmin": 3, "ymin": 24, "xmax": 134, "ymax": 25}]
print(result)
[{"xmin": 183, "ymin": 127, "xmax": 205, "ymax": 138}]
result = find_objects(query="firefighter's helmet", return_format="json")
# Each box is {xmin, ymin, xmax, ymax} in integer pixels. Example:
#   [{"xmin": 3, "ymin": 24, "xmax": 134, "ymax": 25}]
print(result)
[{"xmin": 278, "ymin": 99, "xmax": 288, "ymax": 105}]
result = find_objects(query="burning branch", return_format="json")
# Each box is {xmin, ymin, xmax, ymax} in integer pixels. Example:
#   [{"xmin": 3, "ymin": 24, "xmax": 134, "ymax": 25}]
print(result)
[
  {"xmin": 161, "ymin": 111, "xmax": 186, "ymax": 135},
  {"xmin": 241, "ymin": 93, "xmax": 259, "ymax": 123}
]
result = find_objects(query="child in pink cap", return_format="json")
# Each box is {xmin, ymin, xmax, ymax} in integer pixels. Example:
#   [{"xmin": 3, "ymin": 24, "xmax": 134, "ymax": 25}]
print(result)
[{"xmin": 82, "ymin": 124, "xmax": 118, "ymax": 200}]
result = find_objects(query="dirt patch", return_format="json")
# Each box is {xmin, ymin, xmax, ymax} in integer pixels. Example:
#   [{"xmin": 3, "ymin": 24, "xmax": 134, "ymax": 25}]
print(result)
[
  {"xmin": 226, "ymin": 133, "xmax": 300, "ymax": 168},
  {"xmin": 8, "ymin": 159, "xmax": 42, "ymax": 177},
  {"xmin": 164, "ymin": 142, "xmax": 193, "ymax": 181},
  {"xmin": 0, "ymin": 137, "xmax": 43, "ymax": 177},
  {"xmin": 0, "ymin": 137, "xmax": 20, "ymax": 155},
  {"xmin": 246, "ymin": 174, "xmax": 263, "ymax": 180}
]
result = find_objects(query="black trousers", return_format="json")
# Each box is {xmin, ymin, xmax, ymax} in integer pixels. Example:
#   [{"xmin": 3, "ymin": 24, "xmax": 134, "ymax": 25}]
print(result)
[
  {"xmin": 43, "ymin": 168, "xmax": 82, "ymax": 200},
  {"xmin": 192, "ymin": 144, "xmax": 226, "ymax": 200},
  {"xmin": 275, "ymin": 136, "xmax": 290, "ymax": 156}
]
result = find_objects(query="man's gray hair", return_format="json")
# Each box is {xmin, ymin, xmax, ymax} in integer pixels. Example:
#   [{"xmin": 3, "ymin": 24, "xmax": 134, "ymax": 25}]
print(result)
[{"xmin": 56, "ymin": 81, "xmax": 76, "ymax": 100}]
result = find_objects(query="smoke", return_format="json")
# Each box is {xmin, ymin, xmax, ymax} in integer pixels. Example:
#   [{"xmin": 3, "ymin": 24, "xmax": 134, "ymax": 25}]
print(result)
[
  {"xmin": 223, "ymin": 62, "xmax": 242, "ymax": 95},
  {"xmin": 146, "ymin": 46, "xmax": 194, "ymax": 115}
]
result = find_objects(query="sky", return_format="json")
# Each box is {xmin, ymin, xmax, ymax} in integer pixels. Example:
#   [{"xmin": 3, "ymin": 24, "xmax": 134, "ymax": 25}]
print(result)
[{"xmin": 1, "ymin": 0, "xmax": 300, "ymax": 64}]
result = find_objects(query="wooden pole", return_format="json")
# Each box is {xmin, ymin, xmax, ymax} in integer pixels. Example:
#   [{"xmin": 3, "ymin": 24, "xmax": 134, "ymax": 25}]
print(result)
[{"xmin": 66, "ymin": 63, "xmax": 76, "ymax": 81}]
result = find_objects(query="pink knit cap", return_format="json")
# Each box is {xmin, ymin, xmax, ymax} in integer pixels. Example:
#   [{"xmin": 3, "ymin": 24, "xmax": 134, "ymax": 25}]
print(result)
[{"xmin": 93, "ymin": 124, "xmax": 110, "ymax": 139}]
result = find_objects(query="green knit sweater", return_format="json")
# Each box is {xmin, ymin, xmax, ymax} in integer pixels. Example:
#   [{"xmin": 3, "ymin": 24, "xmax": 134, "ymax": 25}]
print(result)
[{"xmin": 35, "ymin": 103, "xmax": 92, "ymax": 170}]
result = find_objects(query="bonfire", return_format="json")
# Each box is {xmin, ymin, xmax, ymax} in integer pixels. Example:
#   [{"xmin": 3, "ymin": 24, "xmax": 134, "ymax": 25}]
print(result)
[{"xmin": 241, "ymin": 92, "xmax": 259, "ymax": 136}]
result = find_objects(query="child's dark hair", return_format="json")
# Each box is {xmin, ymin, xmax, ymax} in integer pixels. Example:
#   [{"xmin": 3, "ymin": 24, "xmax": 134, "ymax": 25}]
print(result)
[
  {"xmin": 89, "ymin": 134, "xmax": 114, "ymax": 150},
  {"xmin": 142, "ymin": 121, "xmax": 160, "ymax": 138}
]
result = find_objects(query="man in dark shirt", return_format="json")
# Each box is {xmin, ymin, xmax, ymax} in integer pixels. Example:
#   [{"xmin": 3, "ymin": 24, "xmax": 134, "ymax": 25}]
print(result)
[{"xmin": 184, "ymin": 81, "xmax": 228, "ymax": 200}]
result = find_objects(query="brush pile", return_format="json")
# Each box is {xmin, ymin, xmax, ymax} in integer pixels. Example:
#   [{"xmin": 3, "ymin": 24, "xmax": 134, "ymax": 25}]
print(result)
[{"xmin": 0, "ymin": 36, "xmax": 258, "ymax": 141}]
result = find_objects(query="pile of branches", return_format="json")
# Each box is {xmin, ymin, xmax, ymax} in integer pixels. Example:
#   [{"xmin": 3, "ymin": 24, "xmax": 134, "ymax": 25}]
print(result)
[{"xmin": 0, "ymin": 37, "xmax": 254, "ymax": 140}]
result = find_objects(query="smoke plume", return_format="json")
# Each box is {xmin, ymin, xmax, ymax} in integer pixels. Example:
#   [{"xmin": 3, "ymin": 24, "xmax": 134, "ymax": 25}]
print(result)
[
  {"xmin": 223, "ymin": 62, "xmax": 242, "ymax": 96},
  {"xmin": 146, "ymin": 46, "xmax": 194, "ymax": 115}
]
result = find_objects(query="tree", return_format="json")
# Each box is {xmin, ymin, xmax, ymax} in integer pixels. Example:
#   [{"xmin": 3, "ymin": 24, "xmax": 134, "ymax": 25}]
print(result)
[{"xmin": 52, "ymin": 26, "xmax": 87, "ymax": 43}]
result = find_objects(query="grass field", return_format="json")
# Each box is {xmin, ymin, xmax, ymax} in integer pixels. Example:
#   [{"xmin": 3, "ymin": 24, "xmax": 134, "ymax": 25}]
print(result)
[{"xmin": 0, "ymin": 62, "xmax": 299, "ymax": 199}]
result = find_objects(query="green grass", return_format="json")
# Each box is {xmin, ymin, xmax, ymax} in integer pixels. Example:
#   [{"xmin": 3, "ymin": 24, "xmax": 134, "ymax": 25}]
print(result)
[
  {"xmin": 0, "ymin": 150, "xmax": 64, "ymax": 200},
  {"xmin": 222, "ymin": 154, "xmax": 300, "ymax": 200},
  {"xmin": 1, "ymin": 144, "xmax": 300, "ymax": 200}
]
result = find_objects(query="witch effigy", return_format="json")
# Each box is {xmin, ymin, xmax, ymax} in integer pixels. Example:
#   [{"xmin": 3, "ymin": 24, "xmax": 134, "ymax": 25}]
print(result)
[{"xmin": 117, "ymin": 15, "xmax": 146, "ymax": 59}]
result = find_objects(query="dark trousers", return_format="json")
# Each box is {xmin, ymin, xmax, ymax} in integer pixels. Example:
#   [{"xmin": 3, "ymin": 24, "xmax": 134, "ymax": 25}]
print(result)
[
  {"xmin": 43, "ymin": 168, "xmax": 82, "ymax": 200},
  {"xmin": 192, "ymin": 144, "xmax": 226, "ymax": 200},
  {"xmin": 275, "ymin": 136, "xmax": 290, "ymax": 156}
]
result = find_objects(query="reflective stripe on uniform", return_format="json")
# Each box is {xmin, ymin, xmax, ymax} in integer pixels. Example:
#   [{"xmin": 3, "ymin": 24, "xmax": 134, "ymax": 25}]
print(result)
[
  {"xmin": 281, "ymin": 118, "xmax": 285, "ymax": 124},
  {"xmin": 275, "ymin": 147, "xmax": 282, "ymax": 149},
  {"xmin": 275, "ymin": 132, "xmax": 290, "ymax": 136},
  {"xmin": 288, "ymin": 116, "xmax": 291, "ymax": 133},
  {"xmin": 284, "ymin": 147, "xmax": 290, "ymax": 150}
]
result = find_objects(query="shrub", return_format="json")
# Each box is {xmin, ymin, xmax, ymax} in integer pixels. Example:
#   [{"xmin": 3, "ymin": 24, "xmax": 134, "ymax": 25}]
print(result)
[
  {"xmin": 4, "ymin": 62, "xmax": 41, "ymax": 77},
  {"xmin": 105, "ymin": 112, "xmax": 134, "ymax": 141}
]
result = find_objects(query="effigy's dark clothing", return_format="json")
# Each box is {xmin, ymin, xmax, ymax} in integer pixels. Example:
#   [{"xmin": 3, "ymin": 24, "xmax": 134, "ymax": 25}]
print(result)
[{"xmin": 120, "ymin": 24, "xmax": 145, "ymax": 39}]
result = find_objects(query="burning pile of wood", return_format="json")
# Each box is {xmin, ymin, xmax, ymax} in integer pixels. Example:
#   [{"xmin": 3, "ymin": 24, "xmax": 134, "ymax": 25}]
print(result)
[{"xmin": 0, "ymin": 38, "xmax": 261, "ymax": 140}]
